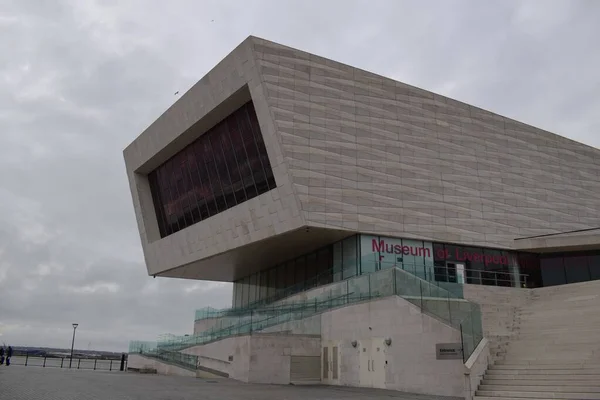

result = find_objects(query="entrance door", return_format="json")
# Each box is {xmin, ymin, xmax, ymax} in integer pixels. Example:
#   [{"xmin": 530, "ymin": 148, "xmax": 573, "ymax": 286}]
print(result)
[
  {"xmin": 370, "ymin": 340, "xmax": 386, "ymax": 388},
  {"xmin": 445, "ymin": 262, "xmax": 465, "ymax": 284},
  {"xmin": 359, "ymin": 338, "xmax": 387, "ymax": 388},
  {"xmin": 359, "ymin": 340, "xmax": 371, "ymax": 387},
  {"xmin": 321, "ymin": 341, "xmax": 340, "ymax": 384},
  {"xmin": 455, "ymin": 263, "xmax": 465, "ymax": 284}
]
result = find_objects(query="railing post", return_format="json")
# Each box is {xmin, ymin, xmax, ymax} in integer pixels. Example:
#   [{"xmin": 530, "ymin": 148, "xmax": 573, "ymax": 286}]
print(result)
[
  {"xmin": 25, "ymin": 352, "xmax": 29, "ymax": 366},
  {"xmin": 447, "ymin": 292, "xmax": 452, "ymax": 323},
  {"xmin": 419, "ymin": 280, "xmax": 423, "ymax": 309},
  {"xmin": 459, "ymin": 323, "xmax": 465, "ymax": 363}
]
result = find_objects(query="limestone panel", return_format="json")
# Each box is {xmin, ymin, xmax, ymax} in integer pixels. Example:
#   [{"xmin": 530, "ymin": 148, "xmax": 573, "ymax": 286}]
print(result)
[{"xmin": 251, "ymin": 37, "xmax": 600, "ymax": 249}]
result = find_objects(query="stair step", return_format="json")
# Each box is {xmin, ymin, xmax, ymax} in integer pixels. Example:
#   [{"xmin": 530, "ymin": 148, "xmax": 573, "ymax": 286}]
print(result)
[
  {"xmin": 474, "ymin": 394, "xmax": 598, "ymax": 400},
  {"xmin": 509, "ymin": 337, "xmax": 600, "ymax": 343},
  {"xmin": 487, "ymin": 368, "xmax": 600, "ymax": 375},
  {"xmin": 491, "ymin": 364, "xmax": 600, "ymax": 371},
  {"xmin": 503, "ymin": 348, "xmax": 600, "ymax": 354},
  {"xmin": 497, "ymin": 360, "xmax": 600, "ymax": 366},
  {"xmin": 517, "ymin": 327, "xmax": 600, "ymax": 332},
  {"xmin": 480, "ymin": 385, "xmax": 600, "ymax": 393},
  {"xmin": 501, "ymin": 354, "xmax": 600, "ymax": 359},
  {"xmin": 474, "ymin": 395, "xmax": 579, "ymax": 400},
  {"xmin": 484, "ymin": 378, "xmax": 600, "ymax": 385},
  {"xmin": 475, "ymin": 390, "xmax": 600, "ymax": 399},
  {"xmin": 518, "ymin": 323, "xmax": 600, "ymax": 329}
]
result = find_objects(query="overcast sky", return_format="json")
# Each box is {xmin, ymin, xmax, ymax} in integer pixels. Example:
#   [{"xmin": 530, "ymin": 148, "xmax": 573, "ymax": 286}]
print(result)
[{"xmin": 1, "ymin": 0, "xmax": 599, "ymax": 352}]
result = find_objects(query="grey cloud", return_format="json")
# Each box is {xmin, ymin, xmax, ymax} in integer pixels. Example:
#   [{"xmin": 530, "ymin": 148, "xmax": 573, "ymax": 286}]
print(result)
[{"xmin": 1, "ymin": 0, "xmax": 599, "ymax": 351}]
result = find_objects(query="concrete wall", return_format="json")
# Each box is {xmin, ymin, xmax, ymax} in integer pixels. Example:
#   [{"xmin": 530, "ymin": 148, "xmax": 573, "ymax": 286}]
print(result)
[
  {"xmin": 187, "ymin": 296, "xmax": 467, "ymax": 396},
  {"xmin": 127, "ymin": 354, "xmax": 196, "ymax": 377},
  {"xmin": 321, "ymin": 296, "xmax": 465, "ymax": 397},
  {"xmin": 183, "ymin": 336, "xmax": 250, "ymax": 381},
  {"xmin": 248, "ymin": 334, "xmax": 321, "ymax": 384},
  {"xmin": 182, "ymin": 333, "xmax": 320, "ymax": 384}
]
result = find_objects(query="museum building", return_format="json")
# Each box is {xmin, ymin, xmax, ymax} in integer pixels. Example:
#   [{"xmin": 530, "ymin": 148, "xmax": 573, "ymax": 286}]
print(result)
[{"xmin": 124, "ymin": 36, "xmax": 600, "ymax": 397}]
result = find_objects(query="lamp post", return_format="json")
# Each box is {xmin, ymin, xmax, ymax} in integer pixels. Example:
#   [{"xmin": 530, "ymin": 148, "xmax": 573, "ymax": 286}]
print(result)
[{"xmin": 69, "ymin": 323, "xmax": 78, "ymax": 368}]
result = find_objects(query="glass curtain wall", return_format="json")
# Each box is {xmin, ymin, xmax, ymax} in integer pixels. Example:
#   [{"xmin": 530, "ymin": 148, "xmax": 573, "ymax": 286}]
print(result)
[
  {"xmin": 148, "ymin": 101, "xmax": 276, "ymax": 238},
  {"xmin": 538, "ymin": 250, "xmax": 600, "ymax": 286},
  {"xmin": 232, "ymin": 243, "xmax": 335, "ymax": 308},
  {"xmin": 231, "ymin": 234, "xmax": 600, "ymax": 308}
]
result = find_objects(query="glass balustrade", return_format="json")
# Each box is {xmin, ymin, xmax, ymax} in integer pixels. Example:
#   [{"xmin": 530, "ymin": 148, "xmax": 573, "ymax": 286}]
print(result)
[{"xmin": 133, "ymin": 265, "xmax": 482, "ymax": 363}]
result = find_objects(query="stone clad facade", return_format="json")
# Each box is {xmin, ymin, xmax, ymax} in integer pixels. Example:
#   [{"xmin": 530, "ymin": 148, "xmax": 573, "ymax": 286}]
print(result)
[
  {"xmin": 124, "ymin": 36, "xmax": 600, "ymax": 397},
  {"xmin": 124, "ymin": 36, "xmax": 600, "ymax": 283}
]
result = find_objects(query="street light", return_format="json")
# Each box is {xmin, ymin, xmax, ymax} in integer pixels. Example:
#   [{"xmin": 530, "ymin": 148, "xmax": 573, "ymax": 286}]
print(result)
[{"xmin": 69, "ymin": 323, "xmax": 78, "ymax": 368}]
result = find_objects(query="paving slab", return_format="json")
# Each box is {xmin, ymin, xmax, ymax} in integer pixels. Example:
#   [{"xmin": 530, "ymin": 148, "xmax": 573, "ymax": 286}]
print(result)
[{"xmin": 0, "ymin": 365, "xmax": 461, "ymax": 400}]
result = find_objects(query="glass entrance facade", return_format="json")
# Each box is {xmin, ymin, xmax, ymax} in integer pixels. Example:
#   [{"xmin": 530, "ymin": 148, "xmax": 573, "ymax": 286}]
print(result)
[{"xmin": 231, "ymin": 234, "xmax": 600, "ymax": 308}]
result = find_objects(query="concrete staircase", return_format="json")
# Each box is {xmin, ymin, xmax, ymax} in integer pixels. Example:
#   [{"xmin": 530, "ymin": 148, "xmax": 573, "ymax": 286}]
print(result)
[
  {"xmin": 475, "ymin": 280, "xmax": 600, "ymax": 400},
  {"xmin": 464, "ymin": 285, "xmax": 531, "ymax": 365}
]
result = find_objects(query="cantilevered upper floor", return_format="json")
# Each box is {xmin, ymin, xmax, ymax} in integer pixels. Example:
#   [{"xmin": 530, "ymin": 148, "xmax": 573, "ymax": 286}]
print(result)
[{"xmin": 123, "ymin": 36, "xmax": 600, "ymax": 283}]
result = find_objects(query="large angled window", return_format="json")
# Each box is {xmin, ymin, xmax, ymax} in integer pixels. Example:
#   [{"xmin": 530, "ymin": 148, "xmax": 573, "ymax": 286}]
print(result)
[{"xmin": 148, "ymin": 101, "xmax": 276, "ymax": 238}]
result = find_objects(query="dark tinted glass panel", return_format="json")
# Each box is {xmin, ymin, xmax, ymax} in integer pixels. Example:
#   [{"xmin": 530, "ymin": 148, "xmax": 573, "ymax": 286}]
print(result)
[
  {"xmin": 483, "ymin": 249, "xmax": 511, "ymax": 287},
  {"xmin": 295, "ymin": 257, "xmax": 306, "ymax": 290},
  {"xmin": 148, "ymin": 172, "xmax": 167, "ymax": 237},
  {"xmin": 564, "ymin": 255, "xmax": 590, "ymax": 284},
  {"xmin": 258, "ymin": 272, "xmax": 266, "ymax": 302},
  {"xmin": 204, "ymin": 139, "xmax": 226, "ymax": 213},
  {"xmin": 342, "ymin": 236, "xmax": 358, "ymax": 279},
  {"xmin": 268, "ymin": 267, "xmax": 277, "ymax": 297},
  {"xmin": 276, "ymin": 264, "xmax": 285, "ymax": 290},
  {"xmin": 541, "ymin": 257, "xmax": 566, "ymax": 286},
  {"xmin": 317, "ymin": 247, "xmax": 333, "ymax": 285},
  {"xmin": 211, "ymin": 128, "xmax": 234, "ymax": 209},
  {"xmin": 589, "ymin": 255, "xmax": 600, "ymax": 280},
  {"xmin": 306, "ymin": 252, "xmax": 317, "ymax": 288},
  {"xmin": 464, "ymin": 247, "xmax": 484, "ymax": 285},
  {"xmin": 333, "ymin": 242, "xmax": 343, "ymax": 282},
  {"xmin": 285, "ymin": 261, "xmax": 295, "ymax": 287},
  {"xmin": 148, "ymin": 101, "xmax": 276, "ymax": 238},
  {"xmin": 517, "ymin": 253, "xmax": 541, "ymax": 288},
  {"xmin": 240, "ymin": 277, "xmax": 248, "ymax": 308},
  {"xmin": 248, "ymin": 273, "xmax": 257, "ymax": 304}
]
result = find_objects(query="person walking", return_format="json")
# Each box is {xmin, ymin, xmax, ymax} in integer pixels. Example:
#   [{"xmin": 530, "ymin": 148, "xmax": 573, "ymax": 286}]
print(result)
[
  {"xmin": 5, "ymin": 345, "xmax": 12, "ymax": 366},
  {"xmin": 0, "ymin": 346, "xmax": 4, "ymax": 365}
]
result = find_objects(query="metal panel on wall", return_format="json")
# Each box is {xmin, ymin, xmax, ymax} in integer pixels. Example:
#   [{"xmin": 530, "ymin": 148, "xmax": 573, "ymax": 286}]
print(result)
[{"xmin": 290, "ymin": 356, "xmax": 321, "ymax": 384}]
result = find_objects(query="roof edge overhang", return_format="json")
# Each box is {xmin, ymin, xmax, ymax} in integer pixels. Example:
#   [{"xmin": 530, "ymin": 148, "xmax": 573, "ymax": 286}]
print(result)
[{"xmin": 514, "ymin": 228, "xmax": 600, "ymax": 253}]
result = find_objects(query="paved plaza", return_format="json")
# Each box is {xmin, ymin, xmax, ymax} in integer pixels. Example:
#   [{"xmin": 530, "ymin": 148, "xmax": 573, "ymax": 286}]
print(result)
[{"xmin": 0, "ymin": 365, "xmax": 461, "ymax": 400}]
